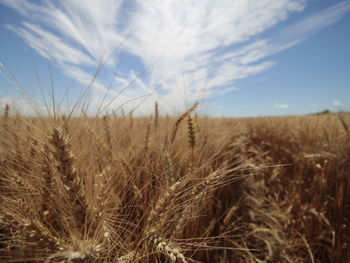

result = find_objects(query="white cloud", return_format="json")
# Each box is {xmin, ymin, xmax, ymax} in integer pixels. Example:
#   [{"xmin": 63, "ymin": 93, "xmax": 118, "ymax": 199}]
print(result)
[
  {"xmin": 5, "ymin": 23, "xmax": 96, "ymax": 66},
  {"xmin": 1, "ymin": 0, "xmax": 350, "ymax": 115},
  {"xmin": 282, "ymin": 0, "xmax": 350, "ymax": 41},
  {"xmin": 333, "ymin": 100, "xmax": 342, "ymax": 106},
  {"xmin": 274, "ymin": 104, "xmax": 289, "ymax": 109},
  {"xmin": 0, "ymin": 96, "xmax": 43, "ymax": 115}
]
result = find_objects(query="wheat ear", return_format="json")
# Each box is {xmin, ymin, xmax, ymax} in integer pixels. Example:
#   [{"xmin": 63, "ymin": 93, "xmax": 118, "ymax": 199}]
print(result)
[
  {"xmin": 148, "ymin": 231, "xmax": 187, "ymax": 263},
  {"xmin": 170, "ymin": 102, "xmax": 199, "ymax": 143},
  {"xmin": 145, "ymin": 181, "xmax": 182, "ymax": 231},
  {"xmin": 48, "ymin": 127, "xmax": 86, "ymax": 227},
  {"xmin": 154, "ymin": 101, "xmax": 159, "ymax": 130},
  {"xmin": 172, "ymin": 170, "xmax": 227, "ymax": 238},
  {"xmin": 186, "ymin": 114, "xmax": 196, "ymax": 149},
  {"xmin": 186, "ymin": 114, "xmax": 196, "ymax": 172}
]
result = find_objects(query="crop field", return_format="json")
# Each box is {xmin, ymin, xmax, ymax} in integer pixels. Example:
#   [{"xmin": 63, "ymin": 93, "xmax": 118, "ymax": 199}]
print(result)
[{"xmin": 0, "ymin": 104, "xmax": 349, "ymax": 262}]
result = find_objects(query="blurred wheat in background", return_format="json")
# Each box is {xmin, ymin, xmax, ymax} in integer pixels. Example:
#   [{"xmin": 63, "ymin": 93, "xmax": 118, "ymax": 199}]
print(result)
[{"xmin": 0, "ymin": 102, "xmax": 349, "ymax": 262}]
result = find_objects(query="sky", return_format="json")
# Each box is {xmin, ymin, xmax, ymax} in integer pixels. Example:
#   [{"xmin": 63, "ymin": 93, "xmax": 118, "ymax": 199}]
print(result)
[{"xmin": 0, "ymin": 0, "xmax": 349, "ymax": 117}]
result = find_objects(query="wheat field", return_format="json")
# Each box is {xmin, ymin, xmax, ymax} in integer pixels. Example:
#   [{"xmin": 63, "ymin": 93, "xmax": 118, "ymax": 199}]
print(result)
[{"xmin": 0, "ymin": 103, "xmax": 349, "ymax": 263}]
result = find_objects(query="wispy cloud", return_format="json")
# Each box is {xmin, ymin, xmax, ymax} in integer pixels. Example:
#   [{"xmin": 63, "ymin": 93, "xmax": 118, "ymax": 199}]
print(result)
[
  {"xmin": 333, "ymin": 100, "xmax": 342, "ymax": 106},
  {"xmin": 274, "ymin": 104, "xmax": 289, "ymax": 109},
  {"xmin": 0, "ymin": 96, "xmax": 42, "ymax": 115},
  {"xmin": 1, "ymin": 0, "xmax": 350, "ymax": 114},
  {"xmin": 5, "ymin": 22, "xmax": 96, "ymax": 66}
]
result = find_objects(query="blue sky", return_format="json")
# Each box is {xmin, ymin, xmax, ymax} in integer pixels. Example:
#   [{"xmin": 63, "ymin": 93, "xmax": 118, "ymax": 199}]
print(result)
[{"xmin": 0, "ymin": 0, "xmax": 349, "ymax": 117}]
